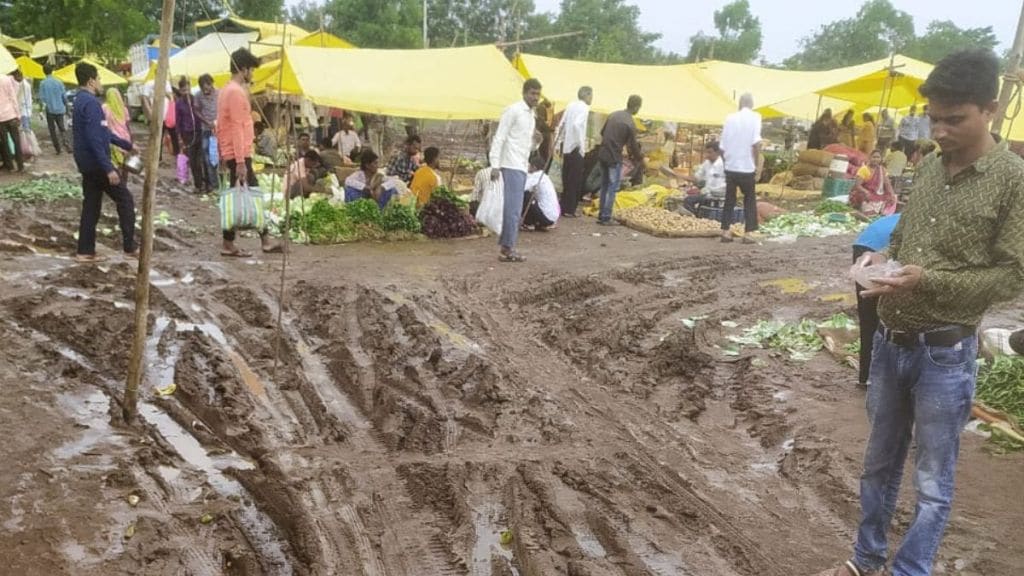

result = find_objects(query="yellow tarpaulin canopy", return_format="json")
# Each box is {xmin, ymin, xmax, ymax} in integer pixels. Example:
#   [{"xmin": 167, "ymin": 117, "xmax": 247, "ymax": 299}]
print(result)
[
  {"xmin": 815, "ymin": 55, "xmax": 934, "ymax": 109},
  {"xmin": 138, "ymin": 32, "xmax": 258, "ymax": 83},
  {"xmin": 514, "ymin": 53, "xmax": 737, "ymax": 125},
  {"xmin": 31, "ymin": 38, "xmax": 73, "ymax": 59},
  {"xmin": 196, "ymin": 16, "xmax": 308, "ymax": 43},
  {"xmin": 251, "ymin": 30, "xmax": 355, "ymax": 59},
  {"xmin": 1, "ymin": 34, "xmax": 34, "ymax": 55},
  {"xmin": 0, "ymin": 44, "xmax": 16, "ymax": 75},
  {"xmin": 54, "ymin": 58, "xmax": 127, "ymax": 86},
  {"xmin": 16, "ymin": 56, "xmax": 44, "ymax": 80},
  {"xmin": 275, "ymin": 44, "xmax": 526, "ymax": 120}
]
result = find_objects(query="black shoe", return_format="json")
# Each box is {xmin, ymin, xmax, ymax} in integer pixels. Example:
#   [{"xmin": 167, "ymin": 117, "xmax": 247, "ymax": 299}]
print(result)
[
  {"xmin": 562, "ymin": 212, "xmax": 578, "ymax": 218},
  {"xmin": 597, "ymin": 219, "xmax": 619, "ymax": 226}
]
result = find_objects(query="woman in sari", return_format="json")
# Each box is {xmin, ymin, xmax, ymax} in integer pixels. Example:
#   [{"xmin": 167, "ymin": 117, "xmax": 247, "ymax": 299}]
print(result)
[
  {"xmin": 849, "ymin": 149, "xmax": 897, "ymax": 217},
  {"xmin": 103, "ymin": 87, "xmax": 132, "ymax": 175}
]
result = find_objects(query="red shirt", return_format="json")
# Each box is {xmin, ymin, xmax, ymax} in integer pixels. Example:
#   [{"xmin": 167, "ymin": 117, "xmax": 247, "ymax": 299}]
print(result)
[{"xmin": 216, "ymin": 80, "xmax": 254, "ymax": 162}]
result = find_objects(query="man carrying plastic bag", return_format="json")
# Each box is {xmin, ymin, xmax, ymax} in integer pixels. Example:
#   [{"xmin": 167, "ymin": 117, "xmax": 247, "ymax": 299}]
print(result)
[{"xmin": 216, "ymin": 48, "xmax": 280, "ymax": 258}]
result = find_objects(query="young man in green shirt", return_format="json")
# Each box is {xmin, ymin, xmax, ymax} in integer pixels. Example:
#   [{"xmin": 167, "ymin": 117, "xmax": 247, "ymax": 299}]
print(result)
[{"xmin": 820, "ymin": 49, "xmax": 1024, "ymax": 576}]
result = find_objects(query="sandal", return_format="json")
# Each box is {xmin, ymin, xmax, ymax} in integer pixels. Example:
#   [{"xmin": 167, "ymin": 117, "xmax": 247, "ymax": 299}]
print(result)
[
  {"xmin": 499, "ymin": 252, "xmax": 526, "ymax": 263},
  {"xmin": 220, "ymin": 248, "xmax": 253, "ymax": 258},
  {"xmin": 814, "ymin": 560, "xmax": 879, "ymax": 576},
  {"xmin": 261, "ymin": 244, "xmax": 284, "ymax": 254},
  {"xmin": 74, "ymin": 253, "xmax": 109, "ymax": 264}
]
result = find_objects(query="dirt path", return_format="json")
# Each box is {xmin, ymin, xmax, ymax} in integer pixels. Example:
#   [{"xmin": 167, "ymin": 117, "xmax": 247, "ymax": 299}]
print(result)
[{"xmin": 1, "ymin": 160, "xmax": 1021, "ymax": 575}]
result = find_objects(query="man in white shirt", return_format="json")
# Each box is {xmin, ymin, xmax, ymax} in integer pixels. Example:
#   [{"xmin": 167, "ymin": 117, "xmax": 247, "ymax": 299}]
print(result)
[
  {"xmin": 523, "ymin": 155, "xmax": 561, "ymax": 230},
  {"xmin": 681, "ymin": 141, "xmax": 726, "ymax": 215},
  {"xmin": 918, "ymin": 104, "xmax": 931, "ymax": 140},
  {"xmin": 331, "ymin": 114, "xmax": 361, "ymax": 161},
  {"xmin": 897, "ymin": 105, "xmax": 919, "ymax": 156},
  {"xmin": 719, "ymin": 92, "xmax": 762, "ymax": 243},
  {"xmin": 553, "ymin": 85, "xmax": 592, "ymax": 217},
  {"xmin": 489, "ymin": 78, "xmax": 541, "ymax": 262}
]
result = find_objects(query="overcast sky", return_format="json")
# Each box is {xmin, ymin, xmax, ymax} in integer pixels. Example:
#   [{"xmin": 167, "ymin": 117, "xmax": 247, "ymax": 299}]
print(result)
[{"xmin": 530, "ymin": 0, "xmax": 1017, "ymax": 63}]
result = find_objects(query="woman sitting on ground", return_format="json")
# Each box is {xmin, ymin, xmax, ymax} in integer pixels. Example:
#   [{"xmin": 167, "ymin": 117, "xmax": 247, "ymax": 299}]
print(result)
[
  {"xmin": 344, "ymin": 150, "xmax": 394, "ymax": 208},
  {"xmin": 410, "ymin": 146, "xmax": 442, "ymax": 208},
  {"xmin": 849, "ymin": 149, "xmax": 897, "ymax": 218}
]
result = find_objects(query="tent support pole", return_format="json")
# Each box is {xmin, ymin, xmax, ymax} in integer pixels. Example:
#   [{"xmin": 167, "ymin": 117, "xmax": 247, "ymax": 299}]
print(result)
[
  {"xmin": 123, "ymin": 0, "xmax": 176, "ymax": 424},
  {"xmin": 272, "ymin": 20, "xmax": 293, "ymax": 385},
  {"xmin": 993, "ymin": 0, "xmax": 1024, "ymax": 135}
]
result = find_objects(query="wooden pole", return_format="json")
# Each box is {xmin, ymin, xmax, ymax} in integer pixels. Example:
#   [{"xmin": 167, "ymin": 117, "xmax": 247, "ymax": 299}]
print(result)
[
  {"xmin": 123, "ymin": 0, "xmax": 176, "ymax": 424},
  {"xmin": 272, "ymin": 25, "xmax": 293, "ymax": 384},
  {"xmin": 992, "ymin": 0, "xmax": 1024, "ymax": 135}
]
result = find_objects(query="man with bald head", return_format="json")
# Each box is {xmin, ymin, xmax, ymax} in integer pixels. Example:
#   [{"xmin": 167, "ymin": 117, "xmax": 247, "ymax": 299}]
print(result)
[{"xmin": 719, "ymin": 92, "xmax": 762, "ymax": 243}]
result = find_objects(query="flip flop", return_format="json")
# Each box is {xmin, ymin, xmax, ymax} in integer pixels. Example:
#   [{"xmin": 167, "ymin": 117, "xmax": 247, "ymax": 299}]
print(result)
[
  {"xmin": 262, "ymin": 244, "xmax": 284, "ymax": 254},
  {"xmin": 499, "ymin": 252, "xmax": 526, "ymax": 263},
  {"xmin": 74, "ymin": 254, "xmax": 109, "ymax": 264},
  {"xmin": 220, "ymin": 248, "xmax": 253, "ymax": 258}
]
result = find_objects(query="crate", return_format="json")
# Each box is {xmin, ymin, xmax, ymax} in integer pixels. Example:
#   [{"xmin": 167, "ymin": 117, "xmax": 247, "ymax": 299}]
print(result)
[
  {"xmin": 822, "ymin": 176, "xmax": 856, "ymax": 198},
  {"xmin": 697, "ymin": 202, "xmax": 744, "ymax": 223}
]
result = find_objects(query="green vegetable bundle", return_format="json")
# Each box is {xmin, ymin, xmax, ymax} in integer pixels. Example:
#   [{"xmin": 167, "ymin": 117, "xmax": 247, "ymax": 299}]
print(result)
[
  {"xmin": 760, "ymin": 211, "xmax": 865, "ymax": 239},
  {"xmin": 976, "ymin": 356, "xmax": 1024, "ymax": 427},
  {"xmin": 814, "ymin": 199, "xmax": 853, "ymax": 215},
  {"xmin": 0, "ymin": 177, "xmax": 81, "ymax": 203},
  {"xmin": 430, "ymin": 185, "xmax": 468, "ymax": 210},
  {"xmin": 381, "ymin": 203, "xmax": 421, "ymax": 233},
  {"xmin": 345, "ymin": 199, "xmax": 383, "ymax": 227},
  {"xmin": 294, "ymin": 199, "xmax": 354, "ymax": 244}
]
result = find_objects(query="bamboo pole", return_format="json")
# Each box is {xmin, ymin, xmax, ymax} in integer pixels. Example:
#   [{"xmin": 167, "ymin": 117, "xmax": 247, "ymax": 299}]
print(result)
[
  {"xmin": 123, "ymin": 0, "xmax": 176, "ymax": 424},
  {"xmin": 272, "ymin": 24, "xmax": 294, "ymax": 384},
  {"xmin": 992, "ymin": 0, "xmax": 1024, "ymax": 135}
]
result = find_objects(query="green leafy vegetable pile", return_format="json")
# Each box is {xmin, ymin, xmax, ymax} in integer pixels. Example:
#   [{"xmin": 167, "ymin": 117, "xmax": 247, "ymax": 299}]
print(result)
[
  {"xmin": 976, "ymin": 356, "xmax": 1024, "ymax": 427},
  {"xmin": 814, "ymin": 199, "xmax": 853, "ymax": 215},
  {"xmin": 0, "ymin": 177, "xmax": 81, "ymax": 202},
  {"xmin": 760, "ymin": 211, "xmax": 865, "ymax": 239},
  {"xmin": 430, "ymin": 185, "xmax": 468, "ymax": 210},
  {"xmin": 345, "ymin": 199, "xmax": 383, "ymax": 227},
  {"xmin": 381, "ymin": 203, "xmax": 421, "ymax": 233},
  {"xmin": 721, "ymin": 313, "xmax": 858, "ymax": 361}
]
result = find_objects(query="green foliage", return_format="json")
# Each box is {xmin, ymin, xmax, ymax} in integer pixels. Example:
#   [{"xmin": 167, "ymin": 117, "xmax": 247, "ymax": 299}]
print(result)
[
  {"xmin": 784, "ymin": 0, "xmax": 914, "ymax": 70},
  {"xmin": 321, "ymin": 0, "xmax": 424, "ymax": 48},
  {"xmin": 297, "ymin": 199, "xmax": 355, "ymax": 244},
  {"xmin": 430, "ymin": 185, "xmax": 467, "ymax": 209},
  {"xmin": 814, "ymin": 199, "xmax": 854, "ymax": 215},
  {"xmin": 902, "ymin": 21, "xmax": 999, "ymax": 64},
  {"xmin": 381, "ymin": 203, "xmax": 422, "ymax": 233},
  {"xmin": 976, "ymin": 356, "xmax": 1024, "ymax": 427},
  {"xmin": 345, "ymin": 198, "xmax": 384, "ymax": 227},
  {"xmin": 0, "ymin": 177, "xmax": 80, "ymax": 202},
  {"xmin": 231, "ymin": 0, "xmax": 285, "ymax": 21},
  {"xmin": 686, "ymin": 0, "xmax": 762, "ymax": 64},
  {"xmin": 541, "ymin": 0, "xmax": 675, "ymax": 64}
]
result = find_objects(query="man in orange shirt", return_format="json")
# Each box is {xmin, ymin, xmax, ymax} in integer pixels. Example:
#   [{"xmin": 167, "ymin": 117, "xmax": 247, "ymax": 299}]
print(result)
[{"xmin": 217, "ymin": 48, "xmax": 279, "ymax": 257}]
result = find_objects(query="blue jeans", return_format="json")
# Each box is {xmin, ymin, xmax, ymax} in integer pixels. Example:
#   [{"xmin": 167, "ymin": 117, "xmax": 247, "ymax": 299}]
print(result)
[
  {"xmin": 853, "ymin": 329, "xmax": 977, "ymax": 576},
  {"xmin": 598, "ymin": 161, "xmax": 622, "ymax": 222},
  {"xmin": 499, "ymin": 168, "xmax": 526, "ymax": 250}
]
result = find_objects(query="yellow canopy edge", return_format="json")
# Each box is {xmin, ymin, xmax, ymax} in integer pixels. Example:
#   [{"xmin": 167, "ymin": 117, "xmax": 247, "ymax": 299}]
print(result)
[
  {"xmin": 514, "ymin": 52, "xmax": 738, "ymax": 125},
  {"xmin": 0, "ymin": 44, "xmax": 16, "ymax": 75},
  {"xmin": 54, "ymin": 58, "xmax": 128, "ymax": 86},
  {"xmin": 16, "ymin": 55, "xmax": 45, "ymax": 80},
  {"xmin": 196, "ymin": 16, "xmax": 308, "ymax": 43},
  {"xmin": 278, "ymin": 45, "xmax": 526, "ymax": 120},
  {"xmin": 31, "ymin": 38, "xmax": 73, "ymax": 59},
  {"xmin": 1, "ymin": 34, "xmax": 34, "ymax": 54}
]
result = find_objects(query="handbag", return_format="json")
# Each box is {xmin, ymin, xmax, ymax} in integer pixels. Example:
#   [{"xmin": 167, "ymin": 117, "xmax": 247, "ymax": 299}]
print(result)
[
  {"xmin": 219, "ymin": 186, "xmax": 266, "ymax": 231},
  {"xmin": 475, "ymin": 175, "xmax": 504, "ymax": 235}
]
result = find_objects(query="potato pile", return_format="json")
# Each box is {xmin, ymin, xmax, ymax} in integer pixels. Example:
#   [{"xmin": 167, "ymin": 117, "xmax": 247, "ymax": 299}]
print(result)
[{"xmin": 617, "ymin": 205, "xmax": 721, "ymax": 238}]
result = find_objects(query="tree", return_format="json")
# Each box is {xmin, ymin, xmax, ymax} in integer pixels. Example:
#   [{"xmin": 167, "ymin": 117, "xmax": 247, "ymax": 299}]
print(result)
[
  {"xmin": 1, "ymin": 0, "xmax": 156, "ymax": 61},
  {"xmin": 541, "ymin": 0, "xmax": 669, "ymax": 64},
  {"xmin": 903, "ymin": 21, "xmax": 998, "ymax": 64},
  {"xmin": 426, "ymin": 0, "xmax": 539, "ymax": 47},
  {"xmin": 287, "ymin": 0, "xmax": 325, "ymax": 32},
  {"xmin": 231, "ymin": 0, "xmax": 285, "ymax": 22},
  {"xmin": 317, "ymin": 0, "xmax": 423, "ymax": 48},
  {"xmin": 685, "ymin": 0, "xmax": 762, "ymax": 64},
  {"xmin": 784, "ymin": 0, "xmax": 914, "ymax": 70}
]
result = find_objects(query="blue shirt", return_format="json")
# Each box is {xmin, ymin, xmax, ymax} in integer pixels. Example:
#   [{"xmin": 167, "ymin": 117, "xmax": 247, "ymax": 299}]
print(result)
[
  {"xmin": 38, "ymin": 75, "xmax": 66, "ymax": 115},
  {"xmin": 73, "ymin": 90, "xmax": 131, "ymax": 175},
  {"xmin": 854, "ymin": 214, "xmax": 901, "ymax": 251}
]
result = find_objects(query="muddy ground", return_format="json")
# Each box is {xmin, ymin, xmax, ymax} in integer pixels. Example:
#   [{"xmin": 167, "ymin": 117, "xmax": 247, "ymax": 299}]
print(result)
[{"xmin": 1, "ymin": 140, "xmax": 1022, "ymax": 576}]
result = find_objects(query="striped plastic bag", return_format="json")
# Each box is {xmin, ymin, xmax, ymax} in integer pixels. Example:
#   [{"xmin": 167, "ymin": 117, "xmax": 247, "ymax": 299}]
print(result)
[{"xmin": 219, "ymin": 186, "xmax": 266, "ymax": 231}]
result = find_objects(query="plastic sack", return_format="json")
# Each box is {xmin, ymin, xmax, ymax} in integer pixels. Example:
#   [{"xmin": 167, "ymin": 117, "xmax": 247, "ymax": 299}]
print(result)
[
  {"xmin": 219, "ymin": 186, "xmax": 266, "ymax": 231},
  {"xmin": 176, "ymin": 153, "xmax": 189, "ymax": 184},
  {"xmin": 208, "ymin": 135, "xmax": 219, "ymax": 167},
  {"xmin": 21, "ymin": 129, "xmax": 41, "ymax": 158},
  {"xmin": 475, "ymin": 176, "xmax": 504, "ymax": 235}
]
